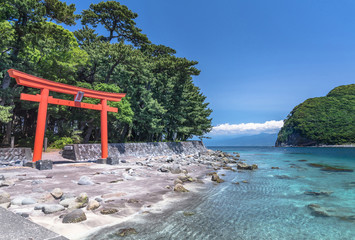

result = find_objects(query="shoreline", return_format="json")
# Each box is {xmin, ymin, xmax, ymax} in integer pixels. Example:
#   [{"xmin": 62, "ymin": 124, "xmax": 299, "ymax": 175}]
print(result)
[
  {"xmin": 208, "ymin": 145, "xmax": 355, "ymax": 148},
  {"xmin": 0, "ymin": 150, "xmax": 242, "ymax": 240},
  {"xmin": 84, "ymin": 181, "xmax": 213, "ymax": 239}
]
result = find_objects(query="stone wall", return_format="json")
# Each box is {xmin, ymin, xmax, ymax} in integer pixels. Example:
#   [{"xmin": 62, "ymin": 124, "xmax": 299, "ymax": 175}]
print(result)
[
  {"xmin": 0, "ymin": 148, "xmax": 32, "ymax": 167},
  {"xmin": 62, "ymin": 141, "xmax": 207, "ymax": 161}
]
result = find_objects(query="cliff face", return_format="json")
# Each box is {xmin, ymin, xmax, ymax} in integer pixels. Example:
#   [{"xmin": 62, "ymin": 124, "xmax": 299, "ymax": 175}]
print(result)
[{"xmin": 276, "ymin": 84, "xmax": 355, "ymax": 147}]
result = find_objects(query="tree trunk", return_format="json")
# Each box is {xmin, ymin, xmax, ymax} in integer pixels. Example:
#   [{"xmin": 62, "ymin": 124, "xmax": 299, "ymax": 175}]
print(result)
[
  {"xmin": 1, "ymin": 72, "xmax": 11, "ymax": 105},
  {"xmin": 2, "ymin": 121, "xmax": 12, "ymax": 145},
  {"xmin": 83, "ymin": 125, "xmax": 94, "ymax": 143}
]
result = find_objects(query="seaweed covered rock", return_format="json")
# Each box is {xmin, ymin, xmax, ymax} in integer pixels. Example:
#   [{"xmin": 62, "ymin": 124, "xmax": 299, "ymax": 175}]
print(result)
[
  {"xmin": 211, "ymin": 173, "xmax": 224, "ymax": 183},
  {"xmin": 174, "ymin": 184, "xmax": 189, "ymax": 192},
  {"xmin": 237, "ymin": 163, "xmax": 258, "ymax": 170},
  {"xmin": 62, "ymin": 209, "xmax": 87, "ymax": 223},
  {"xmin": 116, "ymin": 228, "xmax": 137, "ymax": 237}
]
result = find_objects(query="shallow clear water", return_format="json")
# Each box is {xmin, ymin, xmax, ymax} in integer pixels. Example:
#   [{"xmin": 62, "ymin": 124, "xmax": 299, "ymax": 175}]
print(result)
[{"xmin": 90, "ymin": 147, "xmax": 355, "ymax": 240}]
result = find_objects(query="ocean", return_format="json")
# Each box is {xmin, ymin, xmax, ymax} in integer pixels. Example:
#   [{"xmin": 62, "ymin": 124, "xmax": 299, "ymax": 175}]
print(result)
[{"xmin": 89, "ymin": 147, "xmax": 355, "ymax": 240}]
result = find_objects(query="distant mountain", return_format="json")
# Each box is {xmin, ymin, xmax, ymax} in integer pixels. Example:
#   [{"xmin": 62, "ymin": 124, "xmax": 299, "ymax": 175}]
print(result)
[
  {"xmin": 205, "ymin": 133, "xmax": 278, "ymax": 146},
  {"xmin": 276, "ymin": 84, "xmax": 355, "ymax": 147}
]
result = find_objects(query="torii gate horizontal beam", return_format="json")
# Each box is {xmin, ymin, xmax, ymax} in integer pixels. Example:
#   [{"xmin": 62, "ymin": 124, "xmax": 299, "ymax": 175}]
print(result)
[{"xmin": 20, "ymin": 93, "xmax": 118, "ymax": 112}]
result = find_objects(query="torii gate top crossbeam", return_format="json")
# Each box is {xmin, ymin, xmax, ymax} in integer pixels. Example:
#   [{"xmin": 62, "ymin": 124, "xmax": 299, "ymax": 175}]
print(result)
[{"xmin": 8, "ymin": 69, "xmax": 125, "ymax": 102}]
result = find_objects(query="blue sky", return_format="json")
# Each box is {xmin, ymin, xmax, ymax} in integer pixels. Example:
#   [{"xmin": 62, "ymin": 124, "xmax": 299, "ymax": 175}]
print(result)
[{"xmin": 63, "ymin": 0, "xmax": 355, "ymax": 139}]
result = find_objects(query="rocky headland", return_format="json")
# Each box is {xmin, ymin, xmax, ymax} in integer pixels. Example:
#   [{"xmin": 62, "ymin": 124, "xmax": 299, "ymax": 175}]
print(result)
[{"xmin": 276, "ymin": 84, "xmax": 355, "ymax": 147}]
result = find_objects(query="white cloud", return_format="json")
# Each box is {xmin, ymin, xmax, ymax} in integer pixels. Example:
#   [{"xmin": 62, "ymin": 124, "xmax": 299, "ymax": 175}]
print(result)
[{"xmin": 210, "ymin": 120, "xmax": 284, "ymax": 136}]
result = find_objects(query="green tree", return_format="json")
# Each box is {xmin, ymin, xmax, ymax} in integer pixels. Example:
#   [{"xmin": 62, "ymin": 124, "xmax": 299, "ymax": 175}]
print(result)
[
  {"xmin": 81, "ymin": 1, "xmax": 149, "ymax": 46},
  {"xmin": 0, "ymin": 0, "xmax": 79, "ymax": 145}
]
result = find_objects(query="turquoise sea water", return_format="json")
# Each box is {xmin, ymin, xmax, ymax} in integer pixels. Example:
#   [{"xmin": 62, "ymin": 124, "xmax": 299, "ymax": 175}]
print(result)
[{"xmin": 90, "ymin": 147, "xmax": 355, "ymax": 240}]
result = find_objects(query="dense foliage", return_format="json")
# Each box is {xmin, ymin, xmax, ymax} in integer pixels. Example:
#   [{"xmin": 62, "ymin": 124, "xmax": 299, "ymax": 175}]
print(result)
[
  {"xmin": 276, "ymin": 84, "xmax": 355, "ymax": 146},
  {"xmin": 0, "ymin": 0, "xmax": 212, "ymax": 147}
]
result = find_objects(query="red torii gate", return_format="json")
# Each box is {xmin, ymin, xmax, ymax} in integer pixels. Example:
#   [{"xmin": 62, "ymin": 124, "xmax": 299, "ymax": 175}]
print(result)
[{"xmin": 8, "ymin": 69, "xmax": 126, "ymax": 162}]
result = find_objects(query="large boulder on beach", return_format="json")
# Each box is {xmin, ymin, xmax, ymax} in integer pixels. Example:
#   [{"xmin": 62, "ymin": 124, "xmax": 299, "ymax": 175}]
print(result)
[
  {"xmin": 11, "ymin": 197, "xmax": 26, "ymax": 206},
  {"xmin": 42, "ymin": 204, "xmax": 65, "ymax": 214},
  {"xmin": 62, "ymin": 209, "xmax": 87, "ymax": 223},
  {"xmin": 174, "ymin": 184, "xmax": 189, "ymax": 192}
]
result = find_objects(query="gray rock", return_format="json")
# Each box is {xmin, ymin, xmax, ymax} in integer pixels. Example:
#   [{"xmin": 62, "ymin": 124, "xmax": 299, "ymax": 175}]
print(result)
[
  {"xmin": 106, "ymin": 157, "xmax": 120, "ymax": 165},
  {"xmin": 78, "ymin": 176, "xmax": 94, "ymax": 185},
  {"xmin": 62, "ymin": 209, "xmax": 87, "ymax": 223},
  {"xmin": 0, "ymin": 191, "xmax": 10, "ymax": 204},
  {"xmin": 86, "ymin": 199, "xmax": 100, "ymax": 210},
  {"xmin": 168, "ymin": 164, "xmax": 182, "ymax": 174},
  {"xmin": 61, "ymin": 193, "xmax": 76, "ymax": 200},
  {"xmin": 120, "ymin": 159, "xmax": 127, "ymax": 163},
  {"xmin": 51, "ymin": 188, "xmax": 63, "ymax": 199},
  {"xmin": 11, "ymin": 197, "xmax": 26, "ymax": 206},
  {"xmin": 21, "ymin": 198, "xmax": 37, "ymax": 205},
  {"xmin": 0, "ymin": 175, "xmax": 4, "ymax": 181},
  {"xmin": 42, "ymin": 204, "xmax": 65, "ymax": 214},
  {"xmin": 59, "ymin": 198, "xmax": 76, "ymax": 208},
  {"xmin": 35, "ymin": 160, "xmax": 53, "ymax": 170},
  {"xmin": 158, "ymin": 166, "xmax": 169, "ymax": 173},
  {"xmin": 34, "ymin": 204, "xmax": 46, "ymax": 210},
  {"xmin": 95, "ymin": 197, "xmax": 103, "ymax": 202}
]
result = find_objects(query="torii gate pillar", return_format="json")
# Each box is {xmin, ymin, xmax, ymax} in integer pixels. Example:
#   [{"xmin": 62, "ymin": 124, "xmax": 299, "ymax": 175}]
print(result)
[
  {"xmin": 8, "ymin": 69, "xmax": 125, "ymax": 162},
  {"xmin": 100, "ymin": 99, "xmax": 108, "ymax": 159},
  {"xmin": 33, "ymin": 88, "xmax": 49, "ymax": 162}
]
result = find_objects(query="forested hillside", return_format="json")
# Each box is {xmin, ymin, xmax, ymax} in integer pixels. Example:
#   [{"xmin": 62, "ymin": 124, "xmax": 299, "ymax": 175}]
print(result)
[
  {"xmin": 0, "ymin": 0, "xmax": 212, "ymax": 147},
  {"xmin": 276, "ymin": 84, "xmax": 355, "ymax": 146}
]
